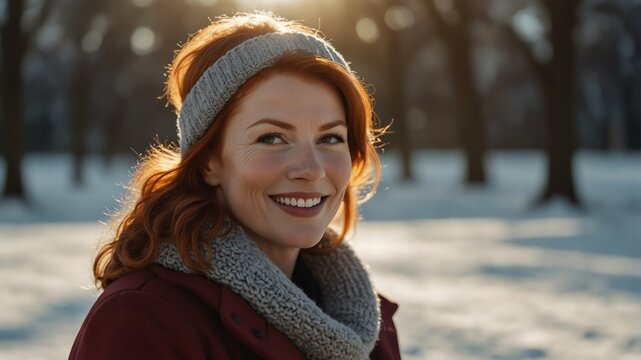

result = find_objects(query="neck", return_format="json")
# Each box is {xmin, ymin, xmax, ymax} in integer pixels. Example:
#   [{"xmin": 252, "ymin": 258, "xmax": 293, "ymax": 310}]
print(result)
[{"xmin": 250, "ymin": 238, "xmax": 300, "ymax": 279}]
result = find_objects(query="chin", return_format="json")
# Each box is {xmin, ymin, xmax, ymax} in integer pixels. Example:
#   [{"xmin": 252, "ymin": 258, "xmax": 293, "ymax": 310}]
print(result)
[{"xmin": 276, "ymin": 230, "xmax": 325, "ymax": 249}]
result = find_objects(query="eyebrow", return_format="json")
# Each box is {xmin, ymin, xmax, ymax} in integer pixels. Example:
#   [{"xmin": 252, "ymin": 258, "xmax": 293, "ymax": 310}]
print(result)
[
  {"xmin": 320, "ymin": 120, "xmax": 348, "ymax": 131},
  {"xmin": 248, "ymin": 118, "xmax": 347, "ymax": 131}
]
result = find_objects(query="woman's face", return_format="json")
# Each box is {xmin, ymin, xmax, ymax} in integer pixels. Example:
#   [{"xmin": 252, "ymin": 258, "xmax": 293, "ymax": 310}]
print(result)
[{"xmin": 204, "ymin": 72, "xmax": 352, "ymax": 253}]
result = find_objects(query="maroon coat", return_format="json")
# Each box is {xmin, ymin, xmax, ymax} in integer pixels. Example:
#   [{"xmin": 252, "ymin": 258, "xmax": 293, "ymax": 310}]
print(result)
[{"xmin": 70, "ymin": 265, "xmax": 401, "ymax": 359}]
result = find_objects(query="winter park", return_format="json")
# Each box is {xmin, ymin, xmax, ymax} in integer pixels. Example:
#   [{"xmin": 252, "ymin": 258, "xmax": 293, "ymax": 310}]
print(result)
[
  {"xmin": 1, "ymin": 1, "xmax": 640, "ymax": 360},
  {"xmin": 1, "ymin": 151, "xmax": 641, "ymax": 359}
]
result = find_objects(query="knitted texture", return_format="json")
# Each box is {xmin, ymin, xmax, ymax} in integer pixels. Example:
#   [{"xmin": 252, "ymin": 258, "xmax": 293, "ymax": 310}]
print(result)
[
  {"xmin": 177, "ymin": 31, "xmax": 351, "ymax": 156},
  {"xmin": 156, "ymin": 224, "xmax": 380, "ymax": 359}
]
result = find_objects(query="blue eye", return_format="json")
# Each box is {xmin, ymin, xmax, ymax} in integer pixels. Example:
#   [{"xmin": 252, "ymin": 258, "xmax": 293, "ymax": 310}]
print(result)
[
  {"xmin": 320, "ymin": 133, "xmax": 346, "ymax": 144},
  {"xmin": 257, "ymin": 133, "xmax": 285, "ymax": 145}
]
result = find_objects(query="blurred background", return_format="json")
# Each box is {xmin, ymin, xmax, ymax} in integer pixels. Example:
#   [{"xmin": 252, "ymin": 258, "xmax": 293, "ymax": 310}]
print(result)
[{"xmin": 0, "ymin": 0, "xmax": 640, "ymax": 359}]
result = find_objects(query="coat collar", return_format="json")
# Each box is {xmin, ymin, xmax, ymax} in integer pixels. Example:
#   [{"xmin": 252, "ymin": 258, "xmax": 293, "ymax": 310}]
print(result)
[
  {"xmin": 149, "ymin": 264, "xmax": 304, "ymax": 359},
  {"xmin": 156, "ymin": 224, "xmax": 381, "ymax": 359}
]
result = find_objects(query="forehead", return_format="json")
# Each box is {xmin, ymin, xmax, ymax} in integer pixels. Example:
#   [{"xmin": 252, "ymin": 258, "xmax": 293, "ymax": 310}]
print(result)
[{"xmin": 229, "ymin": 72, "xmax": 346, "ymax": 128}]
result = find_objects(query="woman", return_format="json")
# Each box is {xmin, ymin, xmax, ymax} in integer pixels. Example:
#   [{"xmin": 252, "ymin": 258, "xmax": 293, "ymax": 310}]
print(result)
[{"xmin": 70, "ymin": 12, "xmax": 400, "ymax": 360}]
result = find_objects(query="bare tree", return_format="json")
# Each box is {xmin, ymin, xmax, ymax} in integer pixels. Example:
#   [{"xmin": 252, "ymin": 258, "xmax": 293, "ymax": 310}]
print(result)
[
  {"xmin": 382, "ymin": 0, "xmax": 414, "ymax": 180},
  {"xmin": 499, "ymin": 0, "xmax": 581, "ymax": 205},
  {"xmin": 540, "ymin": 0, "xmax": 581, "ymax": 204},
  {"xmin": 63, "ymin": 0, "xmax": 104, "ymax": 185},
  {"xmin": 424, "ymin": 0, "xmax": 487, "ymax": 184},
  {"xmin": 1, "ymin": 0, "xmax": 55, "ymax": 198},
  {"xmin": 589, "ymin": 0, "xmax": 641, "ymax": 150}
]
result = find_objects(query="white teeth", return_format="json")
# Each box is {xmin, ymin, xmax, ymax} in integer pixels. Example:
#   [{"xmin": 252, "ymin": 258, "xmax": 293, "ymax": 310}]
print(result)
[{"xmin": 273, "ymin": 196, "xmax": 323, "ymax": 208}]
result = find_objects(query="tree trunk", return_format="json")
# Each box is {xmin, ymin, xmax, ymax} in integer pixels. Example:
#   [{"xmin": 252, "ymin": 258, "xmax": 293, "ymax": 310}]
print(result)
[
  {"xmin": 426, "ymin": 0, "xmax": 487, "ymax": 184},
  {"xmin": 387, "ymin": 15, "xmax": 413, "ymax": 181},
  {"xmin": 65, "ymin": 0, "xmax": 102, "ymax": 185},
  {"xmin": 103, "ymin": 97, "xmax": 125, "ymax": 166},
  {"xmin": 70, "ymin": 57, "xmax": 89, "ymax": 185},
  {"xmin": 1, "ymin": 0, "xmax": 26, "ymax": 198},
  {"xmin": 623, "ymin": 74, "xmax": 641, "ymax": 150},
  {"xmin": 448, "ymin": 0, "xmax": 486, "ymax": 184},
  {"xmin": 538, "ymin": 0, "xmax": 580, "ymax": 205}
]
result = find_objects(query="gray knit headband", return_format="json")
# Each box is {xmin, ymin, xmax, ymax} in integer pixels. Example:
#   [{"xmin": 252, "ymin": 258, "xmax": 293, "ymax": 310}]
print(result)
[{"xmin": 177, "ymin": 31, "xmax": 351, "ymax": 156}]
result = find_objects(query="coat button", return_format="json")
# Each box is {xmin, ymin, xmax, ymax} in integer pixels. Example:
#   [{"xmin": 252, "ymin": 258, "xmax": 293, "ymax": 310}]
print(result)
[
  {"xmin": 252, "ymin": 328, "xmax": 264, "ymax": 339},
  {"xmin": 231, "ymin": 313, "xmax": 241, "ymax": 324}
]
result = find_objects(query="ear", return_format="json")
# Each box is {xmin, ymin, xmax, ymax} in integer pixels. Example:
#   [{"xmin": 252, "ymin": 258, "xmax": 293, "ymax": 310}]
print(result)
[{"xmin": 203, "ymin": 156, "xmax": 222, "ymax": 186}]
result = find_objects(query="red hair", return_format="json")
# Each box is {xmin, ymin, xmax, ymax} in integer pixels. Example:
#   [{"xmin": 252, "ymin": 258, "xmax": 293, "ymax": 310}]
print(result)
[{"xmin": 94, "ymin": 12, "xmax": 383, "ymax": 289}]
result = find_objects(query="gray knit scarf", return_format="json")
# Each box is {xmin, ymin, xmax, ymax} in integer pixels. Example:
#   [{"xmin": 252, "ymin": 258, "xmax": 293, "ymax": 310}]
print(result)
[{"xmin": 156, "ymin": 224, "xmax": 381, "ymax": 359}]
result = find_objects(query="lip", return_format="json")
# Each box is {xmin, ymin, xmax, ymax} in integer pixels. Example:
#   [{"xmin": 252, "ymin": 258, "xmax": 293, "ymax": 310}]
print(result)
[
  {"xmin": 269, "ymin": 192, "xmax": 329, "ymax": 218},
  {"xmin": 270, "ymin": 192, "xmax": 326, "ymax": 199}
]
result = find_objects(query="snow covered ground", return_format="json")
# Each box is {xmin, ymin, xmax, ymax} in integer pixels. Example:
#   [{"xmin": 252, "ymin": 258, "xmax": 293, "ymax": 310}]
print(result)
[{"xmin": 0, "ymin": 151, "xmax": 639, "ymax": 359}]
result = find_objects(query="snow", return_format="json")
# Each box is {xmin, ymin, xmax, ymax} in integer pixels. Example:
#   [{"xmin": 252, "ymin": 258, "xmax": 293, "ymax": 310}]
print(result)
[{"xmin": 0, "ymin": 151, "xmax": 639, "ymax": 359}]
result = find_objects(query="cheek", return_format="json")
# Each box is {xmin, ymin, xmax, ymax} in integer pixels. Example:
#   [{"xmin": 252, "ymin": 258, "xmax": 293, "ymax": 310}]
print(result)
[
  {"xmin": 224, "ymin": 150, "xmax": 285, "ymax": 196},
  {"xmin": 326, "ymin": 152, "xmax": 353, "ymax": 190}
]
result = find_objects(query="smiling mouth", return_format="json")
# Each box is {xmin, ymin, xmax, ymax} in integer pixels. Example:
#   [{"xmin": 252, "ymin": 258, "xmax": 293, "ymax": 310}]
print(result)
[{"xmin": 270, "ymin": 196, "xmax": 328, "ymax": 208}]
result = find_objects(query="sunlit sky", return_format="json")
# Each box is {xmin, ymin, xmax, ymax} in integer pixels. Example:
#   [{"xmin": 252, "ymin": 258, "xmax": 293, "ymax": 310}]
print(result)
[
  {"xmin": 130, "ymin": 0, "xmax": 301, "ymax": 7},
  {"xmin": 236, "ymin": 0, "xmax": 299, "ymax": 4},
  {"xmin": 196, "ymin": 0, "xmax": 301, "ymax": 6}
]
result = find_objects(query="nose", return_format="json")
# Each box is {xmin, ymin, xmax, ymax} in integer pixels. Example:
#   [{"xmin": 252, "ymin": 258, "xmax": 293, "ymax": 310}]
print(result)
[{"xmin": 286, "ymin": 144, "xmax": 325, "ymax": 182}]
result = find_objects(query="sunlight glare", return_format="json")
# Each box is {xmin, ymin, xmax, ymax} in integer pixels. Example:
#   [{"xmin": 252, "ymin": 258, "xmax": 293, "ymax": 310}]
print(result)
[
  {"xmin": 385, "ymin": 5, "xmax": 415, "ymax": 31},
  {"xmin": 512, "ymin": 6, "xmax": 545, "ymax": 42},
  {"xmin": 185, "ymin": 0, "xmax": 219, "ymax": 6},
  {"xmin": 236, "ymin": 0, "xmax": 298, "ymax": 6},
  {"xmin": 131, "ymin": 27, "xmax": 156, "ymax": 56},
  {"xmin": 356, "ymin": 17, "xmax": 379, "ymax": 44}
]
